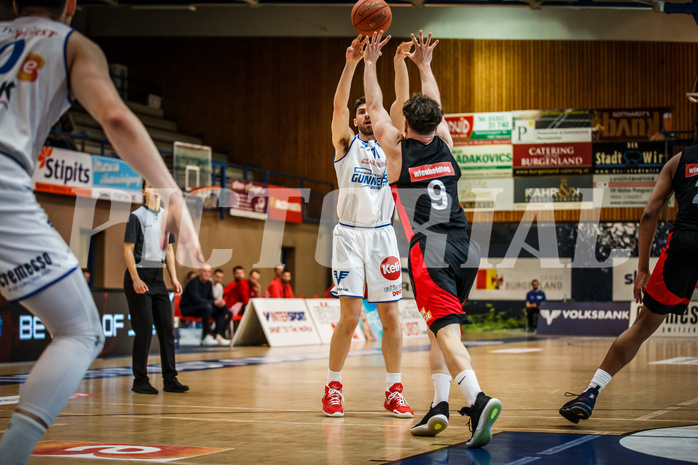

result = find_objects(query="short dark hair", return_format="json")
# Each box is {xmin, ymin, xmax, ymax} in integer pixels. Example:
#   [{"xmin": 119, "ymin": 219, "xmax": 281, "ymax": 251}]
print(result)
[
  {"xmin": 402, "ymin": 94, "xmax": 444, "ymax": 136},
  {"xmin": 249, "ymin": 269, "xmax": 261, "ymax": 276},
  {"xmin": 214, "ymin": 269, "xmax": 224, "ymax": 275},
  {"xmin": 15, "ymin": 0, "xmax": 67, "ymax": 18},
  {"xmin": 354, "ymin": 97, "xmax": 366, "ymax": 116},
  {"xmin": 233, "ymin": 265, "xmax": 244, "ymax": 273}
]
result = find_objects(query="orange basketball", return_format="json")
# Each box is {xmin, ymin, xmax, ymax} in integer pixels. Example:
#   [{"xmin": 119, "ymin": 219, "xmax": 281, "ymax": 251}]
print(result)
[{"xmin": 351, "ymin": 0, "xmax": 392, "ymax": 36}]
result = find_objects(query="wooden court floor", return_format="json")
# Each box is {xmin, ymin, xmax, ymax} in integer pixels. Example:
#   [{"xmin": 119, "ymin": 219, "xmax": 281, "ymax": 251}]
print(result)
[{"xmin": 1, "ymin": 331, "xmax": 696, "ymax": 464}]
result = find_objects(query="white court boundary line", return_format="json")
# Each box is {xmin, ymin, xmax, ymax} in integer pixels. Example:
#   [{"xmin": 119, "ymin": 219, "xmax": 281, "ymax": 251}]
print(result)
[{"xmin": 634, "ymin": 397, "xmax": 698, "ymax": 421}]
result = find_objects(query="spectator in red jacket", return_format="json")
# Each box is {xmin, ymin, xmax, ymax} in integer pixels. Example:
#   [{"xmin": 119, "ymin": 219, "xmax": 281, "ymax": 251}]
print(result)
[
  {"xmin": 266, "ymin": 269, "xmax": 295, "ymax": 298},
  {"xmin": 223, "ymin": 265, "xmax": 245, "ymax": 309}
]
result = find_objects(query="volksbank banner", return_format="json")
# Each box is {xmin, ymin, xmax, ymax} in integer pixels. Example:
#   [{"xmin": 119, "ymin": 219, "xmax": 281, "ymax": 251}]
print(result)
[
  {"xmin": 537, "ymin": 301, "xmax": 630, "ymax": 336},
  {"xmin": 453, "ymin": 142, "xmax": 513, "ymax": 178}
]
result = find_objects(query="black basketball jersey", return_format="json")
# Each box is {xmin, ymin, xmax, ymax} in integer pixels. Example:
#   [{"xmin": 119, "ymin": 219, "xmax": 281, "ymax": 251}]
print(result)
[
  {"xmin": 671, "ymin": 145, "xmax": 698, "ymax": 232},
  {"xmin": 390, "ymin": 137, "xmax": 468, "ymax": 241}
]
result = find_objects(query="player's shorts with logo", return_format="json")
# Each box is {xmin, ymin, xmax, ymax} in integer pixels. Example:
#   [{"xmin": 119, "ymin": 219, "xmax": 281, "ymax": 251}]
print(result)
[
  {"xmin": 643, "ymin": 230, "xmax": 698, "ymax": 316},
  {"xmin": 0, "ymin": 159, "xmax": 79, "ymax": 302},
  {"xmin": 332, "ymin": 223, "xmax": 402, "ymax": 302},
  {"xmin": 408, "ymin": 230, "xmax": 480, "ymax": 334}
]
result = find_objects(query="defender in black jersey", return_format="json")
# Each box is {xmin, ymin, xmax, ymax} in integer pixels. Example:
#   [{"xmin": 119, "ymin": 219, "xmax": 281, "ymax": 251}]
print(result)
[
  {"xmin": 363, "ymin": 31, "xmax": 501, "ymax": 448},
  {"xmin": 560, "ymin": 139, "xmax": 698, "ymax": 425}
]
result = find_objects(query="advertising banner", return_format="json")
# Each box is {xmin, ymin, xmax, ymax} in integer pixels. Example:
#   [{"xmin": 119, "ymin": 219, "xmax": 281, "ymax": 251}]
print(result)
[
  {"xmin": 398, "ymin": 300, "xmax": 429, "ymax": 339},
  {"xmin": 458, "ymin": 177, "xmax": 514, "ymax": 212},
  {"xmin": 594, "ymin": 174, "xmax": 674, "ymax": 208},
  {"xmin": 612, "ymin": 257, "xmax": 697, "ymax": 302},
  {"xmin": 630, "ymin": 302, "xmax": 698, "ymax": 338},
  {"xmin": 453, "ymin": 142, "xmax": 513, "ymax": 178},
  {"xmin": 513, "ymin": 142, "xmax": 592, "ymax": 176},
  {"xmin": 512, "ymin": 110, "xmax": 592, "ymax": 144},
  {"xmin": 268, "ymin": 186, "xmax": 304, "ymax": 224},
  {"xmin": 91, "ymin": 155, "xmax": 143, "ymax": 203},
  {"xmin": 592, "ymin": 141, "xmax": 668, "ymax": 174},
  {"xmin": 229, "ymin": 179, "xmax": 268, "ymax": 220},
  {"xmin": 306, "ymin": 299, "xmax": 366, "ymax": 344},
  {"xmin": 32, "ymin": 147, "xmax": 92, "ymax": 197},
  {"xmin": 513, "ymin": 176, "xmax": 594, "ymax": 210},
  {"xmin": 233, "ymin": 298, "xmax": 321, "ymax": 347},
  {"xmin": 445, "ymin": 112, "xmax": 512, "ymax": 143},
  {"xmin": 537, "ymin": 301, "xmax": 630, "ymax": 336},
  {"xmin": 0, "ymin": 290, "xmax": 157, "ymax": 364},
  {"xmin": 469, "ymin": 258, "xmax": 572, "ymax": 301},
  {"xmin": 591, "ymin": 108, "xmax": 672, "ymax": 142}
]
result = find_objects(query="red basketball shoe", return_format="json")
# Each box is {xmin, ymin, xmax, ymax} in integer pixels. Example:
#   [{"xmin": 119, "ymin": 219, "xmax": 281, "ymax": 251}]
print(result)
[
  {"xmin": 322, "ymin": 381, "xmax": 344, "ymax": 417},
  {"xmin": 384, "ymin": 383, "xmax": 414, "ymax": 418}
]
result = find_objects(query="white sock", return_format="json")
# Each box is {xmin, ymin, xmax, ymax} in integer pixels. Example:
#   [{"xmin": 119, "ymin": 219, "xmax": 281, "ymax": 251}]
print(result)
[
  {"xmin": 327, "ymin": 370, "xmax": 342, "ymax": 385},
  {"xmin": 432, "ymin": 373, "xmax": 451, "ymax": 407},
  {"xmin": 386, "ymin": 372, "xmax": 401, "ymax": 390},
  {"xmin": 587, "ymin": 368, "xmax": 612, "ymax": 392},
  {"xmin": 455, "ymin": 369, "xmax": 482, "ymax": 407},
  {"xmin": 0, "ymin": 412, "xmax": 47, "ymax": 465}
]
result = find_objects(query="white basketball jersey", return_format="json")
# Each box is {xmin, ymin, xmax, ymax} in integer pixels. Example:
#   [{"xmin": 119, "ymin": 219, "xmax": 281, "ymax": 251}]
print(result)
[
  {"xmin": 0, "ymin": 16, "xmax": 74, "ymax": 175},
  {"xmin": 334, "ymin": 135, "xmax": 394, "ymax": 227}
]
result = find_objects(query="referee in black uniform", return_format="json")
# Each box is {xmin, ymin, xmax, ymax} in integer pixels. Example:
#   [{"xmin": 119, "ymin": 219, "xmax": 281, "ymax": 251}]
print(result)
[{"xmin": 124, "ymin": 181, "xmax": 188, "ymax": 394}]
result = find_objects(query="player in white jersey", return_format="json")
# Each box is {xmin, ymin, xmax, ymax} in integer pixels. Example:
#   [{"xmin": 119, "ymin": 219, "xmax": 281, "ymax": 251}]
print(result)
[
  {"xmin": 0, "ymin": 2, "xmax": 201, "ymax": 464},
  {"xmin": 322, "ymin": 36, "xmax": 414, "ymax": 418}
]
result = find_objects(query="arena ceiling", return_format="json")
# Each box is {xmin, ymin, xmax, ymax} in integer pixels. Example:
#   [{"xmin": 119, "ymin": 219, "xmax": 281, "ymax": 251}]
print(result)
[{"xmin": 69, "ymin": 0, "xmax": 698, "ymax": 16}]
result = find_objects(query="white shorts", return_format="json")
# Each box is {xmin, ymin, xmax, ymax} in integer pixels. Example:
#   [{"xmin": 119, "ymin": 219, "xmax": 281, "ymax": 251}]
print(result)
[
  {"xmin": 331, "ymin": 223, "xmax": 402, "ymax": 302},
  {"xmin": 0, "ymin": 158, "xmax": 79, "ymax": 302}
]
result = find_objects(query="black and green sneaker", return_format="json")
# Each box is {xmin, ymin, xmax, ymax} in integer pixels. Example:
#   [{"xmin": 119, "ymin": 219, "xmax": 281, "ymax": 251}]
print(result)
[
  {"xmin": 410, "ymin": 401, "xmax": 449, "ymax": 437},
  {"xmin": 459, "ymin": 392, "xmax": 502, "ymax": 448}
]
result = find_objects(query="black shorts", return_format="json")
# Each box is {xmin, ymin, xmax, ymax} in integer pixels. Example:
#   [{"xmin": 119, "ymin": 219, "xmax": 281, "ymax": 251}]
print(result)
[
  {"xmin": 643, "ymin": 230, "xmax": 698, "ymax": 315},
  {"xmin": 408, "ymin": 231, "xmax": 480, "ymax": 334}
]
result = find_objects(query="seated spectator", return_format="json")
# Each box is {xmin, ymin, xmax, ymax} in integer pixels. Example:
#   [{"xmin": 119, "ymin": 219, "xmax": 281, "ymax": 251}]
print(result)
[
  {"xmin": 265, "ymin": 269, "xmax": 294, "ymax": 298},
  {"xmin": 180, "ymin": 264, "xmax": 231, "ymax": 346},
  {"xmin": 212, "ymin": 268, "xmax": 225, "ymax": 302},
  {"xmin": 223, "ymin": 265, "xmax": 245, "ymax": 310},
  {"xmin": 185, "ymin": 270, "xmax": 196, "ymax": 283},
  {"xmin": 231, "ymin": 268, "xmax": 262, "ymax": 315}
]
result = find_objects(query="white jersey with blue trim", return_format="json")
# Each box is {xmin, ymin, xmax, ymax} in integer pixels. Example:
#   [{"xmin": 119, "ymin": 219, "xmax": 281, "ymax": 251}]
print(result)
[
  {"xmin": 0, "ymin": 16, "xmax": 74, "ymax": 176},
  {"xmin": 334, "ymin": 135, "xmax": 394, "ymax": 227}
]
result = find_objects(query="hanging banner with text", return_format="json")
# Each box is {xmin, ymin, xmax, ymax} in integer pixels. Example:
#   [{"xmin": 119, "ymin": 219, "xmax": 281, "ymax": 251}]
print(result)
[
  {"xmin": 469, "ymin": 258, "xmax": 572, "ymax": 301},
  {"xmin": 512, "ymin": 110, "xmax": 592, "ymax": 145},
  {"xmin": 592, "ymin": 141, "xmax": 668, "ymax": 175},
  {"xmin": 513, "ymin": 176, "xmax": 594, "ymax": 210},
  {"xmin": 513, "ymin": 142, "xmax": 592, "ymax": 176},
  {"xmin": 32, "ymin": 147, "xmax": 141, "ymax": 202},
  {"xmin": 445, "ymin": 112, "xmax": 512, "ymax": 142},
  {"xmin": 453, "ymin": 142, "xmax": 513, "ymax": 178},
  {"xmin": 594, "ymin": 174, "xmax": 674, "ymax": 208},
  {"xmin": 591, "ymin": 107, "xmax": 672, "ymax": 142},
  {"xmin": 229, "ymin": 179, "xmax": 268, "ymax": 220},
  {"xmin": 458, "ymin": 177, "xmax": 514, "ymax": 212}
]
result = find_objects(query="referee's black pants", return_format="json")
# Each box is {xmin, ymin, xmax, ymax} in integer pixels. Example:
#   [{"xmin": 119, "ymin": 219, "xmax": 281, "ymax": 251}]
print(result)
[{"xmin": 124, "ymin": 268, "xmax": 177, "ymax": 384}]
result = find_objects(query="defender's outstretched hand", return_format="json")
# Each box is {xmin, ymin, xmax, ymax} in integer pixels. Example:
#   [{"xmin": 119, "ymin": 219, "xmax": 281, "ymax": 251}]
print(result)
[
  {"xmin": 346, "ymin": 34, "xmax": 368, "ymax": 64},
  {"xmin": 394, "ymin": 41, "xmax": 413, "ymax": 63},
  {"xmin": 364, "ymin": 31, "xmax": 391, "ymax": 65},
  {"xmin": 409, "ymin": 30, "xmax": 439, "ymax": 67}
]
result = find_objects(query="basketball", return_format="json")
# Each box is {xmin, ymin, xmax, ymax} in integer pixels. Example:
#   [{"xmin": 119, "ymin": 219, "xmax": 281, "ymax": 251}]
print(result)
[{"xmin": 351, "ymin": 0, "xmax": 392, "ymax": 36}]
